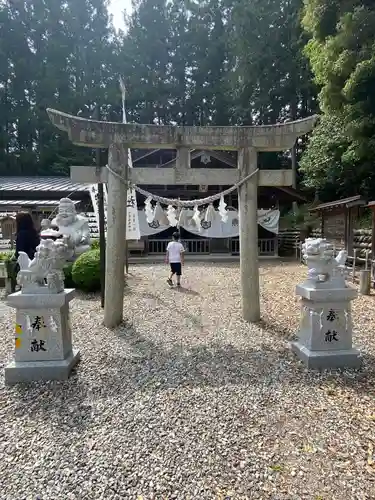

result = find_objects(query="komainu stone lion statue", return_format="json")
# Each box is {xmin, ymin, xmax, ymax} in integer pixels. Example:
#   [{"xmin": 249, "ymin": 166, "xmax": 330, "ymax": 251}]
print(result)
[
  {"xmin": 302, "ymin": 238, "xmax": 347, "ymax": 288},
  {"xmin": 17, "ymin": 238, "xmax": 71, "ymax": 294}
]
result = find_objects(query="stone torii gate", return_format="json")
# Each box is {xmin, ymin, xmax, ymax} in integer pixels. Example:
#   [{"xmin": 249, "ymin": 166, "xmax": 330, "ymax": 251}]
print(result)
[{"xmin": 47, "ymin": 109, "xmax": 317, "ymax": 328}]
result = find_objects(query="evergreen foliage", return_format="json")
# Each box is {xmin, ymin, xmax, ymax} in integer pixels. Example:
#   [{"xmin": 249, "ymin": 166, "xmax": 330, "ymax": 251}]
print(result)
[
  {"xmin": 1, "ymin": 0, "xmax": 375, "ymax": 201},
  {"xmin": 72, "ymin": 249, "xmax": 101, "ymax": 292},
  {"xmin": 301, "ymin": 0, "xmax": 375, "ymax": 200}
]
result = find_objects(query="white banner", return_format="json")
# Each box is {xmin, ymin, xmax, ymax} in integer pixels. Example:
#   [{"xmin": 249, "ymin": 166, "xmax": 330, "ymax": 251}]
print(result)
[
  {"xmin": 126, "ymin": 186, "xmax": 140, "ymax": 240},
  {"xmin": 138, "ymin": 209, "xmax": 279, "ymax": 238},
  {"xmin": 90, "ymin": 183, "xmax": 141, "ymax": 241},
  {"xmin": 96, "ymin": 169, "xmax": 277, "ymax": 240},
  {"xmin": 103, "ymin": 184, "xmax": 108, "ymax": 216},
  {"xmin": 257, "ymin": 209, "xmax": 280, "ymax": 234},
  {"xmin": 88, "ymin": 188, "xmax": 278, "ymax": 239},
  {"xmin": 125, "ymin": 149, "xmax": 141, "ymax": 240},
  {"xmin": 92, "ymin": 182, "xmax": 140, "ymax": 240},
  {"xmin": 119, "ymin": 77, "xmax": 141, "ymax": 241},
  {"xmin": 89, "ymin": 184, "xmax": 106, "ymax": 234}
]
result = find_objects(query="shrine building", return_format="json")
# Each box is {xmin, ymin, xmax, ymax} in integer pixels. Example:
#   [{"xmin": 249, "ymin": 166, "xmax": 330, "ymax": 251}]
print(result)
[{"xmin": 0, "ymin": 148, "xmax": 306, "ymax": 257}]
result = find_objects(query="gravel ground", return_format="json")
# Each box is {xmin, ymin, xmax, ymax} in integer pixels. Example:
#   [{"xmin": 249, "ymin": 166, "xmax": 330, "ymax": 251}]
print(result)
[{"xmin": 0, "ymin": 261, "xmax": 374, "ymax": 500}]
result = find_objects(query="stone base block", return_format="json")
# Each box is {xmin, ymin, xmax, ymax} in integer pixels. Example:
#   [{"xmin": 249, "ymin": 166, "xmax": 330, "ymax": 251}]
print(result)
[
  {"xmin": 291, "ymin": 341, "xmax": 362, "ymax": 370},
  {"xmin": 4, "ymin": 348, "xmax": 80, "ymax": 385}
]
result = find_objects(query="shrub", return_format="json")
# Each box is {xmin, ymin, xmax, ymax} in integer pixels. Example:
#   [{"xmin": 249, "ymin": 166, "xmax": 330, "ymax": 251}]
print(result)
[
  {"xmin": 0, "ymin": 250, "xmax": 15, "ymax": 262},
  {"xmin": 280, "ymin": 205, "xmax": 319, "ymax": 232},
  {"xmin": 91, "ymin": 239, "xmax": 100, "ymax": 250},
  {"xmin": 0, "ymin": 250, "xmax": 18, "ymax": 283},
  {"xmin": 63, "ymin": 262, "xmax": 75, "ymax": 288},
  {"xmin": 72, "ymin": 249, "xmax": 101, "ymax": 292}
]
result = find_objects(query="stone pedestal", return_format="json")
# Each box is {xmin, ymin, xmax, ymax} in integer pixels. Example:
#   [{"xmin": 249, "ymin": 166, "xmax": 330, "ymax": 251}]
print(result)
[
  {"xmin": 359, "ymin": 269, "xmax": 371, "ymax": 295},
  {"xmin": 291, "ymin": 283, "xmax": 362, "ymax": 370},
  {"xmin": 4, "ymin": 289, "xmax": 80, "ymax": 385}
]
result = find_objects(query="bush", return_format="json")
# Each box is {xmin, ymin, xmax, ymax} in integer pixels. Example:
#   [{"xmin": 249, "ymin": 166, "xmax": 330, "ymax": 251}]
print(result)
[
  {"xmin": 63, "ymin": 263, "xmax": 75, "ymax": 288},
  {"xmin": 0, "ymin": 250, "xmax": 15, "ymax": 262},
  {"xmin": 91, "ymin": 239, "xmax": 100, "ymax": 250},
  {"xmin": 72, "ymin": 249, "xmax": 101, "ymax": 292},
  {"xmin": 357, "ymin": 209, "xmax": 372, "ymax": 229},
  {"xmin": 0, "ymin": 250, "xmax": 17, "ymax": 283},
  {"xmin": 280, "ymin": 205, "xmax": 319, "ymax": 231}
]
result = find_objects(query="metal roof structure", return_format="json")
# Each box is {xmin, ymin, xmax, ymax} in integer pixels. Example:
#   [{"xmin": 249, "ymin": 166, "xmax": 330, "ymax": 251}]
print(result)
[
  {"xmin": 276, "ymin": 187, "xmax": 307, "ymax": 203},
  {"xmin": 0, "ymin": 177, "xmax": 89, "ymax": 192},
  {"xmin": 0, "ymin": 199, "xmax": 80, "ymax": 207},
  {"xmin": 0, "ymin": 173, "xmax": 306, "ymax": 205},
  {"xmin": 0, "ymin": 212, "xmax": 16, "ymax": 218},
  {"xmin": 310, "ymin": 195, "xmax": 366, "ymax": 212}
]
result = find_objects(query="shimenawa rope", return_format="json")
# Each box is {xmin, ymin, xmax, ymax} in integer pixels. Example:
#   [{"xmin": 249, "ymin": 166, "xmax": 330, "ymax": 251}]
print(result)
[{"xmin": 105, "ymin": 164, "xmax": 259, "ymax": 208}]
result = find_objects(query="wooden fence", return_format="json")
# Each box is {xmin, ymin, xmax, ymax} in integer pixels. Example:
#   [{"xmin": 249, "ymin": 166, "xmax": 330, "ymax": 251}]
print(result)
[
  {"xmin": 279, "ymin": 227, "xmax": 375, "ymax": 287},
  {"xmin": 278, "ymin": 230, "xmax": 301, "ymax": 257},
  {"xmin": 278, "ymin": 228, "xmax": 372, "ymax": 258},
  {"xmin": 352, "ymin": 229, "xmax": 371, "ymax": 257}
]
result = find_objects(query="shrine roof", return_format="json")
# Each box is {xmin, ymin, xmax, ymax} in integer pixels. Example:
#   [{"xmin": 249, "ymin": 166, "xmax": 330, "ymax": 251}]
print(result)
[
  {"xmin": 276, "ymin": 187, "xmax": 308, "ymax": 202},
  {"xmin": 0, "ymin": 176, "xmax": 89, "ymax": 192},
  {"xmin": 310, "ymin": 195, "xmax": 366, "ymax": 211}
]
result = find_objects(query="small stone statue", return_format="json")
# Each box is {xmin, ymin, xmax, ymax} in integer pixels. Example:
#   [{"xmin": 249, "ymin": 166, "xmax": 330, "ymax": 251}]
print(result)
[
  {"xmin": 41, "ymin": 198, "xmax": 90, "ymax": 258},
  {"xmin": 17, "ymin": 238, "xmax": 71, "ymax": 294},
  {"xmin": 302, "ymin": 238, "xmax": 348, "ymax": 288}
]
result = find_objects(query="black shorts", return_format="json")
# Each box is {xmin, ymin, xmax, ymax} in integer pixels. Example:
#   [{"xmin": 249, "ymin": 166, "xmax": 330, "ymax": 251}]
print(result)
[{"xmin": 170, "ymin": 262, "xmax": 182, "ymax": 276}]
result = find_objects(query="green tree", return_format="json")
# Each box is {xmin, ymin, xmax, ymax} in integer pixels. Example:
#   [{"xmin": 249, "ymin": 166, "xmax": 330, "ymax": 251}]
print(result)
[
  {"xmin": 299, "ymin": 114, "xmax": 353, "ymax": 200},
  {"xmin": 0, "ymin": 0, "xmax": 319, "ymax": 180},
  {"xmin": 119, "ymin": 0, "xmax": 232, "ymax": 126},
  {"xmin": 183, "ymin": 0, "xmax": 232, "ymax": 125},
  {"xmin": 120, "ymin": 0, "xmax": 171, "ymax": 124},
  {"xmin": 227, "ymin": 0, "xmax": 317, "ymax": 194},
  {"xmin": 301, "ymin": 0, "xmax": 375, "ymax": 199},
  {"xmin": 0, "ymin": 0, "xmax": 119, "ymax": 175},
  {"xmin": 229, "ymin": 0, "xmax": 317, "ymax": 125}
]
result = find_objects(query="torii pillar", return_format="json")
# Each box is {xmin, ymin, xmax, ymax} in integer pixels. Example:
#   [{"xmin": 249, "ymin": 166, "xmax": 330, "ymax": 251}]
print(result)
[{"xmin": 47, "ymin": 109, "xmax": 317, "ymax": 327}]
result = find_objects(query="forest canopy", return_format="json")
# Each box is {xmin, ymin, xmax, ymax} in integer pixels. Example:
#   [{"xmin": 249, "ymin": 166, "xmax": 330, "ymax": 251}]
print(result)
[{"xmin": 0, "ymin": 0, "xmax": 374, "ymax": 202}]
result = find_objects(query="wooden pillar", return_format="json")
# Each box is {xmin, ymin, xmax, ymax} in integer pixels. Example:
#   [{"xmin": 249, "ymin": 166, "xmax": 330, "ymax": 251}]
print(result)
[
  {"xmin": 344, "ymin": 207, "xmax": 352, "ymax": 250},
  {"xmin": 274, "ymin": 236, "xmax": 279, "ymax": 257},
  {"xmin": 347, "ymin": 207, "xmax": 354, "ymax": 255},
  {"xmin": 371, "ymin": 208, "xmax": 375, "ymax": 259},
  {"xmin": 104, "ymin": 143, "xmax": 128, "ymax": 328},
  {"xmin": 238, "ymin": 147, "xmax": 260, "ymax": 322}
]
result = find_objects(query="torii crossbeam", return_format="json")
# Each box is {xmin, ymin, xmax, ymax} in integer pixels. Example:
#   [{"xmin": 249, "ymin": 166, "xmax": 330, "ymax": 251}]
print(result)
[{"xmin": 47, "ymin": 108, "xmax": 317, "ymax": 328}]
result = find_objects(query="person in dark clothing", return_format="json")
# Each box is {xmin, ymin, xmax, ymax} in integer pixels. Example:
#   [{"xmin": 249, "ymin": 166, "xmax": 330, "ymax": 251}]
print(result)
[{"xmin": 15, "ymin": 212, "xmax": 40, "ymax": 260}]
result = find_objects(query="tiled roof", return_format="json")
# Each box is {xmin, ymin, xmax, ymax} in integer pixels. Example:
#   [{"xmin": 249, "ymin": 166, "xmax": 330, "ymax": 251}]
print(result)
[{"xmin": 0, "ymin": 177, "xmax": 89, "ymax": 192}]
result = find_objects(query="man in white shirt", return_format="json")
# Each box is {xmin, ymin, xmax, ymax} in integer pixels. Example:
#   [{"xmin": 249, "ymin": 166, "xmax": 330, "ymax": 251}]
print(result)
[{"xmin": 166, "ymin": 232, "xmax": 185, "ymax": 287}]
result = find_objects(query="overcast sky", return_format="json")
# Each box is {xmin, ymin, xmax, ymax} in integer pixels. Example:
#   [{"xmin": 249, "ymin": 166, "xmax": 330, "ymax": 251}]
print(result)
[{"xmin": 109, "ymin": 0, "xmax": 133, "ymax": 31}]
